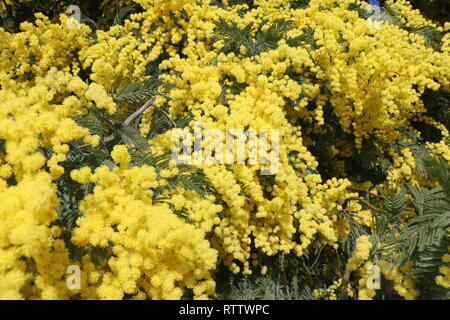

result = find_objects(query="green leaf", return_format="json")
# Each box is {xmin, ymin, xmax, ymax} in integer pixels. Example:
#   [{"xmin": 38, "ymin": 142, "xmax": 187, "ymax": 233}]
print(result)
[
  {"xmin": 116, "ymin": 126, "xmax": 149, "ymax": 151},
  {"xmin": 114, "ymin": 78, "xmax": 162, "ymax": 104},
  {"xmin": 80, "ymin": 15, "xmax": 99, "ymax": 30},
  {"xmin": 113, "ymin": 7, "xmax": 136, "ymax": 26},
  {"xmin": 286, "ymin": 28, "xmax": 315, "ymax": 47},
  {"xmin": 72, "ymin": 113, "xmax": 109, "ymax": 136}
]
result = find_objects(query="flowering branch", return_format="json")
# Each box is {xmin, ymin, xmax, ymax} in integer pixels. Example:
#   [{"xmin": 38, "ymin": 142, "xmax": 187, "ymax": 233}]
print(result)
[
  {"xmin": 123, "ymin": 98, "xmax": 155, "ymax": 126},
  {"xmin": 77, "ymin": 99, "xmax": 176, "ymax": 149},
  {"xmin": 345, "ymin": 187, "xmax": 385, "ymax": 200}
]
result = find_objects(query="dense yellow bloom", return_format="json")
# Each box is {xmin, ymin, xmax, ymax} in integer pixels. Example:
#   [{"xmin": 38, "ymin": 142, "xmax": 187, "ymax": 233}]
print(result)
[
  {"xmin": 436, "ymin": 248, "xmax": 450, "ymax": 289},
  {"xmin": 0, "ymin": 0, "xmax": 449, "ymax": 300},
  {"xmin": 380, "ymin": 261, "xmax": 420, "ymax": 300},
  {"xmin": 347, "ymin": 235, "xmax": 372, "ymax": 271},
  {"xmin": 70, "ymin": 149, "xmax": 218, "ymax": 299}
]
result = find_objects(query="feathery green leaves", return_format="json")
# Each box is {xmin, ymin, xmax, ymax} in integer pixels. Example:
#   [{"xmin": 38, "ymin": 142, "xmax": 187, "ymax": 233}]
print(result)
[
  {"xmin": 213, "ymin": 18, "xmax": 295, "ymax": 56},
  {"xmin": 114, "ymin": 78, "xmax": 162, "ymax": 104},
  {"xmin": 113, "ymin": 6, "xmax": 136, "ymax": 26}
]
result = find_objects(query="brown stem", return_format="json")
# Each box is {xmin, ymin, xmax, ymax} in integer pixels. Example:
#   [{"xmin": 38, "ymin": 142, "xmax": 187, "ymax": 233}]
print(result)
[
  {"xmin": 147, "ymin": 102, "xmax": 177, "ymax": 128},
  {"xmin": 123, "ymin": 99, "xmax": 156, "ymax": 126},
  {"xmin": 346, "ymin": 187, "xmax": 385, "ymax": 200},
  {"xmin": 77, "ymin": 98, "xmax": 175, "ymax": 149},
  {"xmin": 342, "ymin": 197, "xmax": 380, "ymax": 212},
  {"xmin": 308, "ymin": 245, "xmax": 324, "ymax": 271},
  {"xmin": 280, "ymin": 254, "xmax": 292, "ymax": 300},
  {"xmin": 42, "ymin": 147, "xmax": 52, "ymax": 161},
  {"xmin": 340, "ymin": 267, "xmax": 352, "ymax": 300}
]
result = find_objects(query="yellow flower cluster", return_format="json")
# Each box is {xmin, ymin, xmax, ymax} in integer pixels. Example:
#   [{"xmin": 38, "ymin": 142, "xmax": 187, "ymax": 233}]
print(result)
[
  {"xmin": 351, "ymin": 261, "xmax": 378, "ymax": 300},
  {"xmin": 70, "ymin": 146, "xmax": 218, "ymax": 299},
  {"xmin": 386, "ymin": 147, "xmax": 418, "ymax": 190},
  {"xmin": 0, "ymin": 172, "xmax": 71, "ymax": 299},
  {"xmin": 0, "ymin": 19, "xmax": 101, "ymax": 296},
  {"xmin": 347, "ymin": 235, "xmax": 372, "ymax": 271},
  {"xmin": 0, "ymin": 0, "xmax": 449, "ymax": 300},
  {"xmin": 380, "ymin": 261, "xmax": 420, "ymax": 300},
  {"xmin": 435, "ymin": 247, "xmax": 450, "ymax": 289}
]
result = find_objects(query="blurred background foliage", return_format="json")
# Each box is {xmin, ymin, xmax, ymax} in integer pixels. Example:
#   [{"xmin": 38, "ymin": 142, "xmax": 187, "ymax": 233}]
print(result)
[{"xmin": 409, "ymin": 0, "xmax": 450, "ymax": 24}]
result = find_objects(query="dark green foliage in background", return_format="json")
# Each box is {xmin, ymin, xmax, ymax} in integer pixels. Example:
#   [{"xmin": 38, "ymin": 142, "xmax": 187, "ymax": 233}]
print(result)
[{"xmin": 1, "ymin": 0, "xmax": 449, "ymax": 300}]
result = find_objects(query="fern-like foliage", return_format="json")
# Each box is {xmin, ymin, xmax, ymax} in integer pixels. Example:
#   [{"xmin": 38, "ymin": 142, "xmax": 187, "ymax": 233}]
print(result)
[
  {"xmin": 213, "ymin": 18, "xmax": 295, "ymax": 56},
  {"xmin": 286, "ymin": 28, "xmax": 316, "ymax": 48},
  {"xmin": 249, "ymin": 19, "xmax": 294, "ymax": 55},
  {"xmin": 217, "ymin": 253, "xmax": 322, "ymax": 300},
  {"xmin": 72, "ymin": 109, "xmax": 111, "ymax": 137},
  {"xmin": 368, "ymin": 150, "xmax": 450, "ymax": 299},
  {"xmin": 59, "ymin": 75, "xmax": 218, "ymax": 263},
  {"xmin": 112, "ymin": 6, "xmax": 136, "ymax": 26},
  {"xmin": 213, "ymin": 19, "xmax": 253, "ymax": 54},
  {"xmin": 131, "ymin": 150, "xmax": 216, "ymax": 199},
  {"xmin": 113, "ymin": 78, "xmax": 162, "ymax": 104},
  {"xmin": 116, "ymin": 125, "xmax": 149, "ymax": 151}
]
